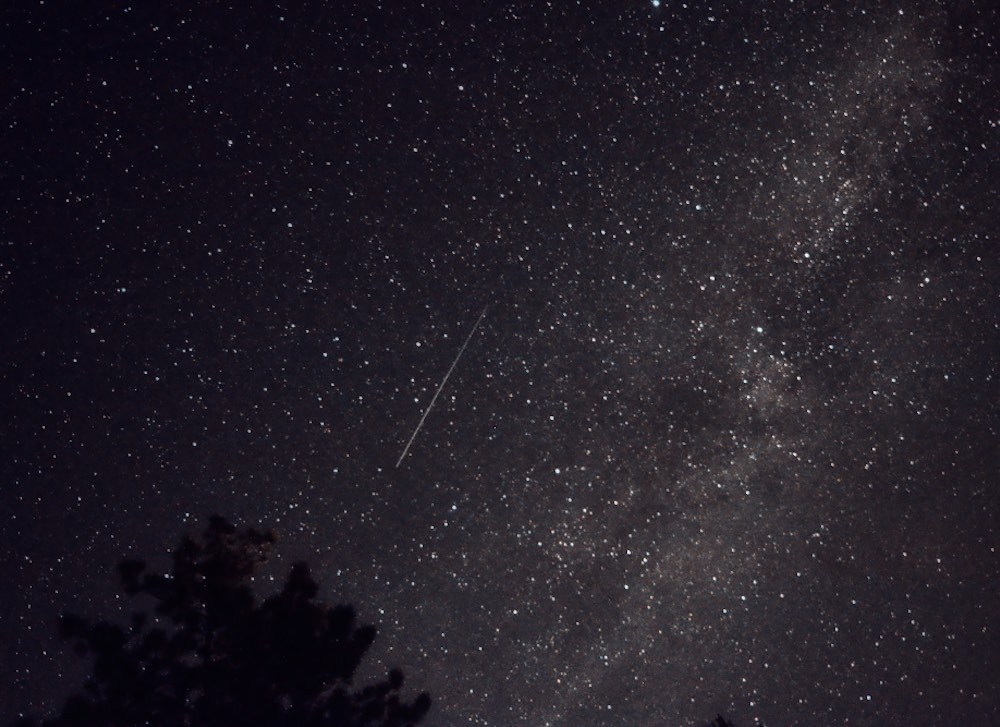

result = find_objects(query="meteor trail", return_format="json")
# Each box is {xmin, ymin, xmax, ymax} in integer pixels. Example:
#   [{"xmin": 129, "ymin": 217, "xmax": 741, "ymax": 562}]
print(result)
[{"xmin": 396, "ymin": 305, "xmax": 489, "ymax": 467}]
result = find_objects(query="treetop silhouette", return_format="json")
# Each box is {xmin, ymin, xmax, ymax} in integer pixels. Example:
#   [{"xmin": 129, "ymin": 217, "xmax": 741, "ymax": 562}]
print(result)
[{"xmin": 16, "ymin": 515, "xmax": 430, "ymax": 727}]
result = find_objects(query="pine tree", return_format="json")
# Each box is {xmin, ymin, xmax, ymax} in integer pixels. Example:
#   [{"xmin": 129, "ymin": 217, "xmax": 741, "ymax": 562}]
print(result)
[{"xmin": 16, "ymin": 515, "xmax": 430, "ymax": 727}]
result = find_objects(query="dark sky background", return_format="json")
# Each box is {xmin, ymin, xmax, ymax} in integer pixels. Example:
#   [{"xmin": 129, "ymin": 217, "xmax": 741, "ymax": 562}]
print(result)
[{"xmin": 2, "ymin": 1, "xmax": 998, "ymax": 725}]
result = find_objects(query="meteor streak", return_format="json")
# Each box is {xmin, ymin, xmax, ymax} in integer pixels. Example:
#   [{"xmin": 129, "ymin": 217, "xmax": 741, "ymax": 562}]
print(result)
[{"xmin": 396, "ymin": 305, "xmax": 489, "ymax": 467}]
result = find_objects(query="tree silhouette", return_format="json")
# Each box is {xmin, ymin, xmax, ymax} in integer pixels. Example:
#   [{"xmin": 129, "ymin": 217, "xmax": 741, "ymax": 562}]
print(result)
[
  {"xmin": 702, "ymin": 715, "xmax": 765, "ymax": 727},
  {"xmin": 15, "ymin": 515, "xmax": 430, "ymax": 727}
]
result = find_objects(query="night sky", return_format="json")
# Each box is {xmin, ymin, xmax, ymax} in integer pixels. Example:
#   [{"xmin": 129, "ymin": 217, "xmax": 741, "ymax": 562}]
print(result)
[{"xmin": 2, "ymin": 1, "xmax": 998, "ymax": 725}]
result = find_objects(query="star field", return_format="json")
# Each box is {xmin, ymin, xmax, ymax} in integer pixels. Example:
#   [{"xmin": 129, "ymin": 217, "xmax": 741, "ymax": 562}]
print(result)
[{"xmin": 2, "ymin": 2, "xmax": 998, "ymax": 725}]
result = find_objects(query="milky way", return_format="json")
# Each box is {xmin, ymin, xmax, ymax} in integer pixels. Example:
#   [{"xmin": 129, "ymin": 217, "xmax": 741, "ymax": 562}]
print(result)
[{"xmin": 2, "ymin": 2, "xmax": 997, "ymax": 725}]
